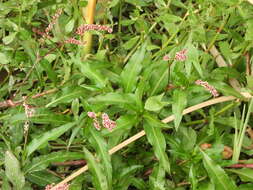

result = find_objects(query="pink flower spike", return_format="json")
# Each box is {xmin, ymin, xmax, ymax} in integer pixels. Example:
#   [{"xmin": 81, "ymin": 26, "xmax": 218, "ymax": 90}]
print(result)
[
  {"xmin": 76, "ymin": 24, "xmax": 113, "ymax": 35},
  {"xmin": 195, "ymin": 80, "xmax": 219, "ymax": 97},
  {"xmin": 163, "ymin": 55, "xmax": 170, "ymax": 61},
  {"xmin": 93, "ymin": 119, "xmax": 101, "ymax": 131},
  {"xmin": 174, "ymin": 49, "xmax": 187, "ymax": 61},
  {"xmin": 64, "ymin": 38, "xmax": 85, "ymax": 45},
  {"xmin": 87, "ymin": 112, "xmax": 96, "ymax": 119},
  {"xmin": 45, "ymin": 183, "xmax": 69, "ymax": 190},
  {"xmin": 102, "ymin": 113, "xmax": 116, "ymax": 131}
]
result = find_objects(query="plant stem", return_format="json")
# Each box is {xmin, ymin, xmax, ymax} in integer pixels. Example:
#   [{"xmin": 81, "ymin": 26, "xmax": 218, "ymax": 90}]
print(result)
[{"xmin": 81, "ymin": 0, "xmax": 97, "ymax": 56}]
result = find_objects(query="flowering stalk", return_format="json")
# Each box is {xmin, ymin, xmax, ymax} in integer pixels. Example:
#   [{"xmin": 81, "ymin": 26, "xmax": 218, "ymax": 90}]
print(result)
[
  {"xmin": 195, "ymin": 80, "xmax": 219, "ymax": 97},
  {"xmin": 64, "ymin": 38, "xmax": 86, "ymax": 45},
  {"xmin": 102, "ymin": 113, "xmax": 116, "ymax": 131},
  {"xmin": 45, "ymin": 8, "xmax": 63, "ymax": 36},
  {"xmin": 76, "ymin": 24, "xmax": 113, "ymax": 35},
  {"xmin": 45, "ymin": 183, "xmax": 69, "ymax": 190},
  {"xmin": 87, "ymin": 112, "xmax": 116, "ymax": 131},
  {"xmin": 163, "ymin": 49, "xmax": 187, "ymax": 62}
]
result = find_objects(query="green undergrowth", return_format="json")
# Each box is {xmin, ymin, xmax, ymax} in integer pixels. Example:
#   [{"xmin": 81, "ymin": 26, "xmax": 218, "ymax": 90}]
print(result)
[{"xmin": 1, "ymin": 0, "xmax": 253, "ymax": 189}]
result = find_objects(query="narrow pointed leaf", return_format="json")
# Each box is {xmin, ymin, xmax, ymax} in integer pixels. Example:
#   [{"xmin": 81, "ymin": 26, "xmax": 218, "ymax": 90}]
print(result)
[
  {"xmin": 4, "ymin": 151, "xmax": 25, "ymax": 189},
  {"xmin": 24, "ymin": 151, "xmax": 84, "ymax": 173},
  {"xmin": 144, "ymin": 120, "xmax": 170, "ymax": 173},
  {"xmin": 89, "ymin": 128, "xmax": 112, "ymax": 189},
  {"xmin": 172, "ymin": 89, "xmax": 187, "ymax": 130},
  {"xmin": 26, "ymin": 122, "xmax": 76, "ymax": 157},
  {"xmin": 201, "ymin": 150, "xmax": 237, "ymax": 190},
  {"xmin": 121, "ymin": 43, "xmax": 146, "ymax": 93},
  {"xmin": 83, "ymin": 146, "xmax": 108, "ymax": 190}
]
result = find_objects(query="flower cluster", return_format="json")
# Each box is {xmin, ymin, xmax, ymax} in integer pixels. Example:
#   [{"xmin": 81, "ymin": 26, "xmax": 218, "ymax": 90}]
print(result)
[
  {"xmin": 76, "ymin": 24, "xmax": 113, "ymax": 35},
  {"xmin": 195, "ymin": 80, "xmax": 219, "ymax": 97},
  {"xmin": 23, "ymin": 99, "xmax": 35, "ymax": 134},
  {"xmin": 102, "ymin": 113, "xmax": 116, "ymax": 131},
  {"xmin": 45, "ymin": 183, "xmax": 69, "ymax": 190},
  {"xmin": 45, "ymin": 8, "xmax": 63, "ymax": 36},
  {"xmin": 87, "ymin": 112, "xmax": 116, "ymax": 131},
  {"xmin": 163, "ymin": 49, "xmax": 187, "ymax": 61},
  {"xmin": 64, "ymin": 38, "xmax": 85, "ymax": 45}
]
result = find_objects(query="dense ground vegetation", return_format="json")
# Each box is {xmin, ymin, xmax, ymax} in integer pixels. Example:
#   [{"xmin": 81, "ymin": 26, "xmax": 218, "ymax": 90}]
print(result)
[{"xmin": 1, "ymin": 0, "xmax": 253, "ymax": 189}]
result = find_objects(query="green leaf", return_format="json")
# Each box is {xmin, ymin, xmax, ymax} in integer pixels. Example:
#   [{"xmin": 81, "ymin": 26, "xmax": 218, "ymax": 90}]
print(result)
[
  {"xmin": 26, "ymin": 122, "xmax": 76, "ymax": 157},
  {"xmin": 118, "ymin": 165, "xmax": 143, "ymax": 182},
  {"xmin": 83, "ymin": 146, "xmax": 108, "ymax": 190},
  {"xmin": 65, "ymin": 18, "xmax": 75, "ymax": 33},
  {"xmin": 144, "ymin": 121, "xmax": 170, "ymax": 173},
  {"xmin": 209, "ymin": 81, "xmax": 244, "ymax": 98},
  {"xmin": 189, "ymin": 165, "xmax": 197, "ymax": 190},
  {"xmin": 89, "ymin": 128, "xmax": 112, "ymax": 189},
  {"xmin": 228, "ymin": 168, "xmax": 253, "ymax": 182},
  {"xmin": 4, "ymin": 151, "xmax": 25, "ymax": 189},
  {"xmin": 144, "ymin": 93, "xmax": 168, "ymax": 112},
  {"xmin": 201, "ymin": 150, "xmax": 237, "ymax": 190},
  {"xmin": 24, "ymin": 151, "xmax": 84, "ymax": 174},
  {"xmin": 10, "ymin": 109, "xmax": 71, "ymax": 125},
  {"xmin": 26, "ymin": 170, "xmax": 60, "ymax": 186},
  {"xmin": 185, "ymin": 44, "xmax": 203, "ymax": 77},
  {"xmin": 172, "ymin": 89, "xmax": 187, "ymax": 130},
  {"xmin": 122, "ymin": 36, "xmax": 140, "ymax": 50},
  {"xmin": 3, "ymin": 32, "xmax": 17, "ymax": 44},
  {"xmin": 149, "ymin": 164, "xmax": 166, "ymax": 190},
  {"xmin": 149, "ymin": 62, "xmax": 168, "ymax": 96},
  {"xmin": 88, "ymin": 93, "xmax": 136, "ymax": 110},
  {"xmin": 46, "ymin": 88, "xmax": 85, "ymax": 107},
  {"xmin": 143, "ymin": 112, "xmax": 171, "ymax": 129},
  {"xmin": 74, "ymin": 57, "xmax": 107, "ymax": 88},
  {"xmin": 121, "ymin": 43, "xmax": 146, "ymax": 93}
]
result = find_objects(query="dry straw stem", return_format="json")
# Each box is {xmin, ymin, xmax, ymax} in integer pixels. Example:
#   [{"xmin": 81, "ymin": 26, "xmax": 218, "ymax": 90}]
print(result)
[
  {"xmin": 52, "ymin": 92, "xmax": 252, "ymax": 189},
  {"xmin": 81, "ymin": 0, "xmax": 97, "ymax": 55},
  {"xmin": 209, "ymin": 45, "xmax": 242, "ymax": 92},
  {"xmin": 248, "ymin": 0, "xmax": 253, "ymax": 5}
]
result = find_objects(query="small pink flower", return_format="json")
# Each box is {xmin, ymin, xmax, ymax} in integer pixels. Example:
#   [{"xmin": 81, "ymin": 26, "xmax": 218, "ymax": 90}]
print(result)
[
  {"xmin": 163, "ymin": 55, "xmax": 170, "ymax": 61},
  {"xmin": 64, "ymin": 38, "xmax": 85, "ymax": 45},
  {"xmin": 45, "ymin": 183, "xmax": 69, "ymax": 190},
  {"xmin": 45, "ymin": 9, "xmax": 63, "ymax": 35},
  {"xmin": 195, "ymin": 80, "xmax": 219, "ymax": 97},
  {"xmin": 93, "ymin": 119, "xmax": 101, "ymax": 131},
  {"xmin": 76, "ymin": 24, "xmax": 113, "ymax": 35},
  {"xmin": 102, "ymin": 113, "xmax": 116, "ymax": 131},
  {"xmin": 87, "ymin": 112, "xmax": 96, "ymax": 119},
  {"xmin": 174, "ymin": 49, "xmax": 187, "ymax": 61}
]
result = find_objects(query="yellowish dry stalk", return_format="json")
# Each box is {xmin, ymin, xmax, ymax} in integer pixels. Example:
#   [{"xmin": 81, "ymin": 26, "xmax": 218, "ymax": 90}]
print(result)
[
  {"xmin": 51, "ymin": 92, "xmax": 251, "ymax": 189},
  {"xmin": 209, "ymin": 45, "xmax": 242, "ymax": 92},
  {"xmin": 82, "ymin": 0, "xmax": 97, "ymax": 55},
  {"xmin": 248, "ymin": 0, "xmax": 253, "ymax": 5}
]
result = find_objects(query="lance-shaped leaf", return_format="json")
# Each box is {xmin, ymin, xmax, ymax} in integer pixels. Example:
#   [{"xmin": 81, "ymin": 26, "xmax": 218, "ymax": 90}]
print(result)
[
  {"xmin": 201, "ymin": 150, "xmax": 237, "ymax": 190},
  {"xmin": 144, "ymin": 120, "xmax": 170, "ymax": 173},
  {"xmin": 46, "ymin": 88, "xmax": 85, "ymax": 107},
  {"xmin": 24, "ymin": 151, "xmax": 84, "ymax": 174},
  {"xmin": 228, "ymin": 168, "xmax": 253, "ymax": 183},
  {"xmin": 88, "ymin": 93, "xmax": 137, "ymax": 110},
  {"xmin": 172, "ymin": 89, "xmax": 187, "ymax": 130},
  {"xmin": 83, "ymin": 146, "xmax": 108, "ymax": 190},
  {"xmin": 121, "ymin": 43, "xmax": 146, "ymax": 93},
  {"xmin": 26, "ymin": 122, "xmax": 76, "ymax": 157},
  {"xmin": 4, "ymin": 151, "xmax": 25, "ymax": 189},
  {"xmin": 73, "ymin": 56, "xmax": 107, "ymax": 88},
  {"xmin": 144, "ymin": 93, "xmax": 169, "ymax": 112},
  {"xmin": 89, "ymin": 128, "xmax": 112, "ymax": 189}
]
